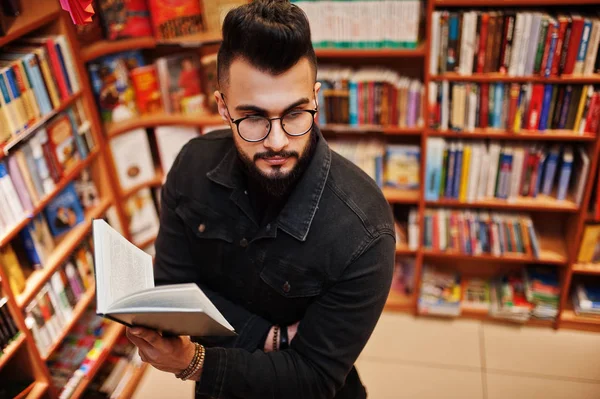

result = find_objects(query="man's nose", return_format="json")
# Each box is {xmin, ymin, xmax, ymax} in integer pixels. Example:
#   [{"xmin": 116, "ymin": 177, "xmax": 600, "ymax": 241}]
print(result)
[{"xmin": 263, "ymin": 119, "xmax": 289, "ymax": 152}]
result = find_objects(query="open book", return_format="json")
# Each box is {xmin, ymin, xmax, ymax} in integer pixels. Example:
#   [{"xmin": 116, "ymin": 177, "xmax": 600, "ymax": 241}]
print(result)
[{"xmin": 93, "ymin": 219, "xmax": 235, "ymax": 337}]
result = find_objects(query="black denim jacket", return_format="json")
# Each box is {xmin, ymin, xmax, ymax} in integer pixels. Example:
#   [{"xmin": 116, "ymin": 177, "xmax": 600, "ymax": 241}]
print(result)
[{"xmin": 153, "ymin": 125, "xmax": 396, "ymax": 399}]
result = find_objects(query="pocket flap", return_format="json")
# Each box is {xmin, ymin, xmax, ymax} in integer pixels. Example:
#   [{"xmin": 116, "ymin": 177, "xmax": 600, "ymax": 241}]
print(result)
[
  {"xmin": 176, "ymin": 199, "xmax": 234, "ymax": 243},
  {"xmin": 260, "ymin": 259, "xmax": 323, "ymax": 299}
]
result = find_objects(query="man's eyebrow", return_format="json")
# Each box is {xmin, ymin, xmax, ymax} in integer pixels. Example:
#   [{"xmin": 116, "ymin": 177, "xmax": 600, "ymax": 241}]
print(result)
[{"xmin": 235, "ymin": 97, "xmax": 311, "ymax": 114}]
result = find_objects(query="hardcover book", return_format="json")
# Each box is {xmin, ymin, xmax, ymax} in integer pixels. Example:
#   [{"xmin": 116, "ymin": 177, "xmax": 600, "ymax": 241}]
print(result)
[
  {"xmin": 147, "ymin": 0, "xmax": 204, "ymax": 40},
  {"xmin": 43, "ymin": 182, "xmax": 85, "ymax": 237},
  {"xmin": 98, "ymin": 0, "xmax": 154, "ymax": 40},
  {"xmin": 156, "ymin": 53, "xmax": 205, "ymax": 114}
]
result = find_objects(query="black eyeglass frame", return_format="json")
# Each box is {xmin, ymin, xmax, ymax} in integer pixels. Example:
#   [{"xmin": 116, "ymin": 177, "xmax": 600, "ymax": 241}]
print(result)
[{"xmin": 220, "ymin": 93, "xmax": 319, "ymax": 143}]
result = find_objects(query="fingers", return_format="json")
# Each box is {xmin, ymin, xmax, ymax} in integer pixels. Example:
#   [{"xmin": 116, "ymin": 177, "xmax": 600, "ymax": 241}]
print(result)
[{"xmin": 129, "ymin": 327, "xmax": 163, "ymax": 346}]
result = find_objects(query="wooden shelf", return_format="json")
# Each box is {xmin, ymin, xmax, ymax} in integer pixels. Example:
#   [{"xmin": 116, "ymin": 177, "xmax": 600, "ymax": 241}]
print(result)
[
  {"xmin": 116, "ymin": 362, "xmax": 149, "ymax": 399},
  {"xmin": 0, "ymin": 150, "xmax": 100, "ymax": 247},
  {"xmin": 0, "ymin": 1, "xmax": 60, "ymax": 48},
  {"xmin": 430, "ymin": 72, "xmax": 600, "ymax": 84},
  {"xmin": 82, "ymin": 37, "xmax": 157, "ymax": 62},
  {"xmin": 572, "ymin": 263, "xmax": 600, "ymax": 275},
  {"xmin": 422, "ymin": 250, "xmax": 567, "ymax": 266},
  {"xmin": 121, "ymin": 172, "xmax": 164, "ymax": 199},
  {"xmin": 157, "ymin": 30, "xmax": 222, "ymax": 46},
  {"xmin": 1, "ymin": 92, "xmax": 83, "ymax": 157},
  {"xmin": 18, "ymin": 382, "xmax": 48, "ymax": 399},
  {"xmin": 435, "ymin": 0, "xmax": 600, "ymax": 5},
  {"xmin": 560, "ymin": 302, "xmax": 600, "ymax": 332},
  {"xmin": 107, "ymin": 113, "xmax": 224, "ymax": 138},
  {"xmin": 69, "ymin": 323, "xmax": 126, "ymax": 399},
  {"xmin": 316, "ymin": 44, "xmax": 426, "ymax": 58},
  {"xmin": 383, "ymin": 188, "xmax": 420, "ymax": 204},
  {"xmin": 461, "ymin": 308, "xmax": 554, "ymax": 327},
  {"xmin": 16, "ymin": 198, "xmax": 112, "ymax": 309},
  {"xmin": 321, "ymin": 124, "xmax": 422, "ymax": 135},
  {"xmin": 0, "ymin": 333, "xmax": 26, "ymax": 371},
  {"xmin": 42, "ymin": 286, "xmax": 96, "ymax": 361},
  {"xmin": 396, "ymin": 246, "xmax": 417, "ymax": 256},
  {"xmin": 426, "ymin": 196, "xmax": 579, "ymax": 213},
  {"xmin": 426, "ymin": 129, "xmax": 596, "ymax": 141},
  {"xmin": 385, "ymin": 289, "xmax": 413, "ymax": 312}
]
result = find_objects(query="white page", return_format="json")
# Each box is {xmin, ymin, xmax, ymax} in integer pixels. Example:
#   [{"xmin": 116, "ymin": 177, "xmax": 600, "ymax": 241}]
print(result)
[{"xmin": 94, "ymin": 219, "xmax": 154, "ymax": 313}]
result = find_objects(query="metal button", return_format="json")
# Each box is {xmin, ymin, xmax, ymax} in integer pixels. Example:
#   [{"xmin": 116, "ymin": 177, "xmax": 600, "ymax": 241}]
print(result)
[
  {"xmin": 240, "ymin": 238, "xmax": 248, "ymax": 247},
  {"xmin": 283, "ymin": 281, "xmax": 291, "ymax": 293},
  {"xmin": 198, "ymin": 223, "xmax": 206, "ymax": 233},
  {"xmin": 266, "ymin": 224, "xmax": 271, "ymax": 231},
  {"xmin": 244, "ymin": 190, "xmax": 248, "ymax": 195}
]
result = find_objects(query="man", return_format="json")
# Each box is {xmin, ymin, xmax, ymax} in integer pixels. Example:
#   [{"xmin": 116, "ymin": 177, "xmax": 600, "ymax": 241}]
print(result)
[{"xmin": 125, "ymin": 1, "xmax": 395, "ymax": 398}]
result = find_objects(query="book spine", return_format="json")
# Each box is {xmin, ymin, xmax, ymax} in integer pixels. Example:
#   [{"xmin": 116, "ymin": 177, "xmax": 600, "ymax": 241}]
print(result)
[
  {"xmin": 6, "ymin": 155, "xmax": 33, "ymax": 212},
  {"xmin": 527, "ymin": 84, "xmax": 545, "ymax": 130},
  {"xmin": 585, "ymin": 92, "xmax": 600, "ymax": 134},
  {"xmin": 558, "ymin": 85, "xmax": 573, "ymax": 129},
  {"xmin": 54, "ymin": 36, "xmax": 80, "ymax": 93},
  {"xmin": 552, "ymin": 17, "xmax": 569, "ymax": 76},
  {"xmin": 538, "ymin": 85, "xmax": 554, "ymax": 131},
  {"xmin": 477, "ymin": 13, "xmax": 489, "ymax": 73},
  {"xmin": 0, "ymin": 163, "xmax": 25, "ymax": 223},
  {"xmin": 583, "ymin": 20, "xmax": 600, "ymax": 75},
  {"xmin": 573, "ymin": 19, "xmax": 593, "ymax": 75},
  {"xmin": 563, "ymin": 17, "xmax": 585, "ymax": 75},
  {"xmin": 479, "ymin": 83, "xmax": 489, "ymax": 128},
  {"xmin": 557, "ymin": 149, "xmax": 573, "ymax": 200},
  {"xmin": 543, "ymin": 21, "xmax": 560, "ymax": 78},
  {"xmin": 499, "ymin": 14, "xmax": 515, "ymax": 74},
  {"xmin": 430, "ymin": 12, "xmax": 441, "ymax": 75},
  {"xmin": 20, "ymin": 54, "xmax": 52, "ymax": 116},
  {"xmin": 533, "ymin": 17, "xmax": 550, "ymax": 75}
]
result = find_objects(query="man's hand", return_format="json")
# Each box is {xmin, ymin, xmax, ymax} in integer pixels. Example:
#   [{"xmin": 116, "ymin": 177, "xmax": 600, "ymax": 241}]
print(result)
[
  {"xmin": 264, "ymin": 321, "xmax": 300, "ymax": 352},
  {"xmin": 126, "ymin": 327, "xmax": 196, "ymax": 374}
]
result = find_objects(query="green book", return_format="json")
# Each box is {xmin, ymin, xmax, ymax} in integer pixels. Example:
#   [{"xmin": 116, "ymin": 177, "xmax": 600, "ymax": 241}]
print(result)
[{"xmin": 533, "ymin": 17, "xmax": 550, "ymax": 74}]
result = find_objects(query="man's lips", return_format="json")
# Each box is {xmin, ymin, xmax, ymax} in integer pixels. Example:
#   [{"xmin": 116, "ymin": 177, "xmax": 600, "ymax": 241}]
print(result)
[{"xmin": 262, "ymin": 156, "xmax": 289, "ymax": 166}]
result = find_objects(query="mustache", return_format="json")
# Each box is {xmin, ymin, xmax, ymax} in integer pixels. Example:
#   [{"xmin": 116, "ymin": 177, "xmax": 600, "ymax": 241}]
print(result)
[{"xmin": 254, "ymin": 150, "xmax": 299, "ymax": 162}]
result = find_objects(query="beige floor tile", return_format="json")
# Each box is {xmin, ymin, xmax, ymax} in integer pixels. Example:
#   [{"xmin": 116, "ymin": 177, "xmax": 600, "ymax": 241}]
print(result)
[
  {"xmin": 132, "ymin": 366, "xmax": 195, "ymax": 399},
  {"xmin": 486, "ymin": 372, "xmax": 600, "ymax": 399},
  {"xmin": 361, "ymin": 312, "xmax": 483, "ymax": 368},
  {"xmin": 358, "ymin": 358, "xmax": 484, "ymax": 399},
  {"xmin": 483, "ymin": 322, "xmax": 600, "ymax": 381}
]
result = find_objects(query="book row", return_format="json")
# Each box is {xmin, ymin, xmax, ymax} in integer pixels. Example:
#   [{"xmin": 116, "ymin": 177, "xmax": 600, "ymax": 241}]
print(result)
[
  {"xmin": 417, "ymin": 265, "xmax": 559, "ymax": 321},
  {"xmin": 395, "ymin": 209, "xmax": 420, "ymax": 251},
  {"xmin": 328, "ymin": 138, "xmax": 420, "ymax": 190},
  {"xmin": 318, "ymin": 67, "xmax": 424, "ymax": 128},
  {"xmin": 0, "ymin": 290, "xmax": 20, "ymax": 354},
  {"xmin": 0, "ymin": 34, "xmax": 81, "ymax": 142},
  {"xmin": 573, "ymin": 282, "xmax": 600, "ymax": 317},
  {"xmin": 25, "ymin": 240, "xmax": 95, "ymax": 359},
  {"xmin": 87, "ymin": 49, "xmax": 218, "ymax": 125},
  {"xmin": 77, "ymin": 0, "xmax": 232, "ymax": 43},
  {"xmin": 292, "ymin": 0, "xmax": 421, "ymax": 49},
  {"xmin": 428, "ymin": 82, "xmax": 600, "ymax": 134},
  {"xmin": 422, "ymin": 209, "xmax": 541, "ymax": 258},
  {"xmin": 425, "ymin": 139, "xmax": 589, "ymax": 204},
  {"xmin": 430, "ymin": 10, "xmax": 600, "ymax": 77}
]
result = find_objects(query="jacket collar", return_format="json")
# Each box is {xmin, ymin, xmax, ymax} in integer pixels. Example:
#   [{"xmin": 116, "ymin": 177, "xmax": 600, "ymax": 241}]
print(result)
[{"xmin": 207, "ymin": 125, "xmax": 331, "ymax": 242}]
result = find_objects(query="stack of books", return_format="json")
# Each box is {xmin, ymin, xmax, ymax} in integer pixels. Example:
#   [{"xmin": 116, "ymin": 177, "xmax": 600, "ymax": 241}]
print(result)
[
  {"xmin": 428, "ymin": 82, "xmax": 600, "ymax": 134},
  {"xmin": 292, "ymin": 0, "xmax": 421, "ymax": 49},
  {"xmin": 0, "ymin": 287, "xmax": 20, "ymax": 355},
  {"xmin": 422, "ymin": 209, "xmax": 541, "ymax": 258},
  {"xmin": 318, "ymin": 67, "xmax": 423, "ymax": 128},
  {"xmin": 425, "ymin": 139, "xmax": 589, "ymax": 204},
  {"xmin": 461, "ymin": 277, "xmax": 491, "ymax": 312},
  {"xmin": 524, "ymin": 266, "xmax": 561, "ymax": 319},
  {"xmin": 490, "ymin": 273, "xmax": 534, "ymax": 323},
  {"xmin": 430, "ymin": 11, "xmax": 600, "ymax": 76},
  {"xmin": 0, "ymin": 34, "xmax": 82, "ymax": 144},
  {"xmin": 418, "ymin": 265, "xmax": 462, "ymax": 317},
  {"xmin": 573, "ymin": 283, "xmax": 600, "ymax": 317}
]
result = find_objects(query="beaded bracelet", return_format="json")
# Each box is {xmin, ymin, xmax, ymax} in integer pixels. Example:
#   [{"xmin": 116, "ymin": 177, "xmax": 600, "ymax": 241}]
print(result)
[
  {"xmin": 272, "ymin": 325, "xmax": 280, "ymax": 351},
  {"xmin": 176, "ymin": 343, "xmax": 201, "ymax": 380},
  {"xmin": 183, "ymin": 344, "xmax": 205, "ymax": 381}
]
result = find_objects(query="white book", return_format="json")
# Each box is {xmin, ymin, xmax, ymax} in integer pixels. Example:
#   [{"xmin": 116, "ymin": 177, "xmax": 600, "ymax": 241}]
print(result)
[
  {"xmin": 574, "ymin": 19, "xmax": 593, "ymax": 75},
  {"xmin": 477, "ymin": 147, "xmax": 491, "ymax": 200},
  {"xmin": 441, "ymin": 80, "xmax": 450, "ymax": 130},
  {"xmin": 486, "ymin": 143, "xmax": 502, "ymax": 198},
  {"xmin": 467, "ymin": 143, "xmax": 482, "ymax": 203},
  {"xmin": 93, "ymin": 219, "xmax": 235, "ymax": 337},
  {"xmin": 430, "ymin": 12, "xmax": 441, "ymax": 74},
  {"xmin": 0, "ymin": 164, "xmax": 23, "ymax": 226},
  {"xmin": 583, "ymin": 19, "xmax": 600, "ymax": 75},
  {"xmin": 524, "ymin": 14, "xmax": 542, "ymax": 76},
  {"xmin": 509, "ymin": 145, "xmax": 525, "ymax": 200},
  {"xmin": 518, "ymin": 13, "xmax": 533, "ymax": 76},
  {"xmin": 466, "ymin": 85, "xmax": 478, "ymax": 132},
  {"xmin": 490, "ymin": 215, "xmax": 501, "ymax": 256},
  {"xmin": 408, "ymin": 208, "xmax": 419, "ymax": 250},
  {"xmin": 155, "ymin": 126, "xmax": 200, "ymax": 177},
  {"xmin": 509, "ymin": 13, "xmax": 525, "ymax": 76},
  {"xmin": 110, "ymin": 128, "xmax": 155, "ymax": 192},
  {"xmin": 54, "ymin": 35, "xmax": 80, "ymax": 93}
]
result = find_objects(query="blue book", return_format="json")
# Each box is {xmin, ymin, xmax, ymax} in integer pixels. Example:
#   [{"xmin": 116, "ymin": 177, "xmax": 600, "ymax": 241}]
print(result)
[
  {"xmin": 445, "ymin": 143, "xmax": 456, "ymax": 198},
  {"xmin": 19, "ymin": 223, "xmax": 42, "ymax": 266},
  {"xmin": 2, "ymin": 69, "xmax": 26, "ymax": 131},
  {"xmin": 447, "ymin": 14, "xmax": 460, "ymax": 71},
  {"xmin": 527, "ymin": 220, "xmax": 540, "ymax": 258},
  {"xmin": 349, "ymin": 80, "xmax": 358, "ymax": 126},
  {"xmin": 425, "ymin": 138, "xmax": 445, "ymax": 201},
  {"xmin": 0, "ymin": 70, "xmax": 19, "ymax": 134},
  {"xmin": 21, "ymin": 142, "xmax": 45, "ymax": 198},
  {"xmin": 542, "ymin": 146, "xmax": 559, "ymax": 195},
  {"xmin": 493, "ymin": 84, "xmax": 504, "ymax": 129},
  {"xmin": 374, "ymin": 155, "xmax": 383, "ymax": 188},
  {"xmin": 66, "ymin": 109, "xmax": 89, "ymax": 159},
  {"xmin": 558, "ymin": 85, "xmax": 573, "ymax": 129},
  {"xmin": 452, "ymin": 143, "xmax": 463, "ymax": 199},
  {"xmin": 54, "ymin": 43, "xmax": 72, "ymax": 95},
  {"xmin": 544, "ymin": 20, "xmax": 560, "ymax": 78},
  {"xmin": 43, "ymin": 182, "xmax": 84, "ymax": 237},
  {"xmin": 538, "ymin": 85, "xmax": 554, "ymax": 131},
  {"xmin": 496, "ymin": 150, "xmax": 513, "ymax": 199},
  {"xmin": 576, "ymin": 20, "xmax": 593, "ymax": 70},
  {"xmin": 557, "ymin": 147, "xmax": 573, "ymax": 201}
]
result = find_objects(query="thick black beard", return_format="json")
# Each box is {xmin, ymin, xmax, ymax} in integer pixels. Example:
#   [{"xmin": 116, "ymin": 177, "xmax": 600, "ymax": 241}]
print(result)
[{"xmin": 236, "ymin": 131, "xmax": 317, "ymax": 198}]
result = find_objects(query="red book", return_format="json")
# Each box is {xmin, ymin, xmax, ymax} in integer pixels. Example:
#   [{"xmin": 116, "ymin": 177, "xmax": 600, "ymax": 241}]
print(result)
[
  {"xmin": 498, "ymin": 13, "xmax": 515, "ymax": 74},
  {"xmin": 390, "ymin": 84, "xmax": 398, "ymax": 126},
  {"xmin": 528, "ymin": 152, "xmax": 541, "ymax": 196},
  {"xmin": 22, "ymin": 37, "xmax": 69, "ymax": 100},
  {"xmin": 539, "ymin": 19, "xmax": 556, "ymax": 76},
  {"xmin": 526, "ymin": 84, "xmax": 545, "ymax": 130},
  {"xmin": 147, "ymin": 0, "xmax": 204, "ymax": 40},
  {"xmin": 130, "ymin": 65, "xmax": 163, "ymax": 115},
  {"xmin": 368, "ymin": 82, "xmax": 375, "ymax": 125},
  {"xmin": 585, "ymin": 92, "xmax": 600, "ymax": 134},
  {"xmin": 450, "ymin": 213, "xmax": 458, "ymax": 251},
  {"xmin": 476, "ymin": 13, "xmax": 490, "ymax": 73},
  {"xmin": 507, "ymin": 83, "xmax": 520, "ymax": 131},
  {"xmin": 551, "ymin": 16, "xmax": 570, "ymax": 76},
  {"xmin": 520, "ymin": 151, "xmax": 533, "ymax": 196},
  {"xmin": 479, "ymin": 84, "xmax": 489, "ymax": 128},
  {"xmin": 562, "ymin": 15, "xmax": 585, "ymax": 75},
  {"xmin": 432, "ymin": 212, "xmax": 439, "ymax": 250}
]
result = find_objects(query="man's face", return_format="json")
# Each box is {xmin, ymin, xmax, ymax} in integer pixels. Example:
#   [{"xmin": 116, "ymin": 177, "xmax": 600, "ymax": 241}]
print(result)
[{"xmin": 215, "ymin": 58, "xmax": 320, "ymax": 182}]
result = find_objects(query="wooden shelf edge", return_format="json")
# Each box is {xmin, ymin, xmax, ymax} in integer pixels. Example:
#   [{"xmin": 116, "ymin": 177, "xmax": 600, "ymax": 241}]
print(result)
[
  {"xmin": 42, "ymin": 286, "xmax": 97, "ymax": 362},
  {"xmin": 82, "ymin": 37, "xmax": 157, "ymax": 62},
  {"xmin": 422, "ymin": 250, "xmax": 567, "ymax": 266},
  {"xmin": 572, "ymin": 264, "xmax": 600, "ymax": 275},
  {"xmin": 70, "ymin": 323, "xmax": 126, "ymax": 399},
  {"xmin": 316, "ymin": 44, "xmax": 425, "ymax": 58},
  {"xmin": 121, "ymin": 174, "xmax": 164, "ymax": 199},
  {"xmin": 0, "ymin": 333, "xmax": 26, "ymax": 371},
  {"xmin": 430, "ymin": 73, "xmax": 600, "ymax": 84},
  {"xmin": 116, "ymin": 362, "xmax": 149, "ymax": 399},
  {"xmin": 0, "ymin": 8, "xmax": 61, "ymax": 49},
  {"xmin": 107, "ymin": 113, "xmax": 224, "ymax": 138},
  {"xmin": 0, "ymin": 150, "xmax": 100, "ymax": 247},
  {"xmin": 16, "ymin": 198, "xmax": 112, "ymax": 309},
  {"xmin": 23, "ymin": 382, "xmax": 48, "ymax": 399},
  {"xmin": 435, "ymin": 0, "xmax": 600, "ymax": 5},
  {"xmin": 2, "ymin": 92, "xmax": 83, "ymax": 157},
  {"xmin": 425, "ymin": 198, "xmax": 579, "ymax": 213},
  {"xmin": 426, "ymin": 129, "xmax": 596, "ymax": 141},
  {"xmin": 383, "ymin": 188, "xmax": 420, "ymax": 204}
]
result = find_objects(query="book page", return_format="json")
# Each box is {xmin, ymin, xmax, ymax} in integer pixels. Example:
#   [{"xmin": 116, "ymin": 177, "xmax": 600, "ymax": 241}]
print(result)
[{"xmin": 94, "ymin": 219, "xmax": 154, "ymax": 313}]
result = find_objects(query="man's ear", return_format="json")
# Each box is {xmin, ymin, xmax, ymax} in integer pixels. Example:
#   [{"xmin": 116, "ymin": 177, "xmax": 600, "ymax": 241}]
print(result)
[{"xmin": 214, "ymin": 90, "xmax": 230, "ymax": 123}]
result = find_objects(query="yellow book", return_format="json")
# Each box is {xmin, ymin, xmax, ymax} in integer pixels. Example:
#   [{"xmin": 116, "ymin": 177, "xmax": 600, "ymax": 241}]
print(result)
[
  {"xmin": 578, "ymin": 225, "xmax": 600, "ymax": 263},
  {"xmin": 573, "ymin": 85, "xmax": 589, "ymax": 132},
  {"xmin": 0, "ymin": 244, "xmax": 26, "ymax": 295},
  {"xmin": 459, "ymin": 145, "xmax": 471, "ymax": 202},
  {"xmin": 0, "ymin": 60, "xmax": 39, "ymax": 125}
]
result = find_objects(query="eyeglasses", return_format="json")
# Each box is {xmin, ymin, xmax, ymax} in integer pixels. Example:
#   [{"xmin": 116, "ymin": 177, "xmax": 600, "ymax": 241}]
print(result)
[{"xmin": 221, "ymin": 94, "xmax": 318, "ymax": 142}]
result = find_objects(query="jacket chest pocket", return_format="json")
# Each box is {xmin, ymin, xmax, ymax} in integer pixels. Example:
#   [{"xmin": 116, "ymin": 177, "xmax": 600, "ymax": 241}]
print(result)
[
  {"xmin": 176, "ymin": 200, "xmax": 235, "ymax": 276},
  {"xmin": 260, "ymin": 258, "xmax": 324, "ymax": 299}
]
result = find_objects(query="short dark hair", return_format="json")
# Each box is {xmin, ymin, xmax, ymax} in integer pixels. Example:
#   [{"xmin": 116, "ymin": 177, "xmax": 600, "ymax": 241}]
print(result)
[{"xmin": 217, "ymin": 0, "xmax": 317, "ymax": 89}]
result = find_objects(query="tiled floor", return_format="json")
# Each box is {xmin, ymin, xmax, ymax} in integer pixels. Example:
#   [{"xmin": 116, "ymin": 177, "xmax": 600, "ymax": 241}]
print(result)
[{"xmin": 132, "ymin": 312, "xmax": 600, "ymax": 399}]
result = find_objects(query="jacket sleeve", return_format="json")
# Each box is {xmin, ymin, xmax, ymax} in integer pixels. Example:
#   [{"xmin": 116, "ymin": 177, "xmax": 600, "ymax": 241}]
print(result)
[
  {"xmin": 153, "ymin": 145, "xmax": 272, "ymax": 351},
  {"xmin": 196, "ymin": 233, "xmax": 396, "ymax": 399}
]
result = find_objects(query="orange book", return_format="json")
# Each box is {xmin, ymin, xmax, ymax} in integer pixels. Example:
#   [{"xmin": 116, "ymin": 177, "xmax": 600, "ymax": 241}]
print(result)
[
  {"xmin": 130, "ymin": 65, "xmax": 163, "ymax": 115},
  {"xmin": 147, "ymin": 0, "xmax": 204, "ymax": 39}
]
